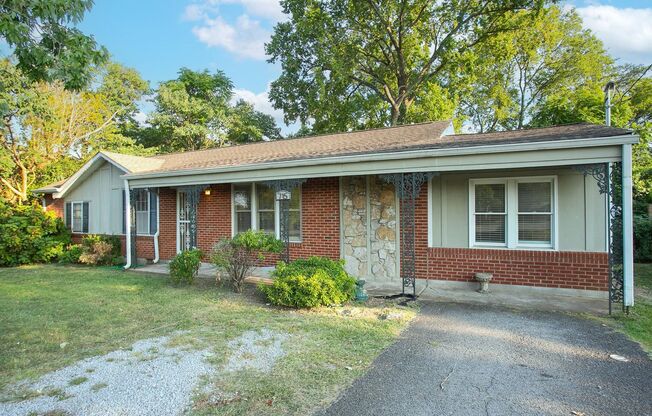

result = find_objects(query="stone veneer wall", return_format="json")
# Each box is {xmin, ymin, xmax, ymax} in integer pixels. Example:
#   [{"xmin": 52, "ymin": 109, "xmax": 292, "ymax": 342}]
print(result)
[{"xmin": 341, "ymin": 176, "xmax": 398, "ymax": 279}]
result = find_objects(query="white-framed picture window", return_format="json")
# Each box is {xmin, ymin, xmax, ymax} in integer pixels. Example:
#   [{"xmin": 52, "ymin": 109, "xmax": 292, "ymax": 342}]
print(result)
[
  {"xmin": 232, "ymin": 183, "xmax": 302, "ymax": 241},
  {"xmin": 469, "ymin": 176, "xmax": 557, "ymax": 249}
]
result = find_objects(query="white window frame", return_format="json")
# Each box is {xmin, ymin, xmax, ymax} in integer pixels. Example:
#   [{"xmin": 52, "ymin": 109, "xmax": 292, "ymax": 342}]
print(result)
[
  {"xmin": 231, "ymin": 183, "xmax": 302, "ymax": 242},
  {"xmin": 134, "ymin": 189, "xmax": 150, "ymax": 236},
  {"xmin": 68, "ymin": 201, "xmax": 88, "ymax": 234},
  {"xmin": 469, "ymin": 176, "xmax": 558, "ymax": 250}
]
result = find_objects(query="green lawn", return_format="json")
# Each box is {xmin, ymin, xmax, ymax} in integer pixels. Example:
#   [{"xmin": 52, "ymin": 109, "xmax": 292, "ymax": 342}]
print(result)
[
  {"xmin": 0, "ymin": 265, "xmax": 415, "ymax": 415},
  {"xmin": 604, "ymin": 263, "xmax": 652, "ymax": 354}
]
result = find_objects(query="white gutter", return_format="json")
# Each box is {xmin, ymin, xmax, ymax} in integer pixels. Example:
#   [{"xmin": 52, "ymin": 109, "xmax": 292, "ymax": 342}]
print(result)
[
  {"xmin": 122, "ymin": 134, "xmax": 639, "ymax": 181},
  {"xmin": 622, "ymin": 144, "xmax": 634, "ymax": 307},
  {"xmin": 123, "ymin": 180, "xmax": 132, "ymax": 270},
  {"xmin": 153, "ymin": 190, "xmax": 160, "ymax": 263}
]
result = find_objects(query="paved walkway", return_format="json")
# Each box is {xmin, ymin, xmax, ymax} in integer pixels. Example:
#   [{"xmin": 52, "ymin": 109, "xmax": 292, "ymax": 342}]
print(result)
[{"xmin": 322, "ymin": 302, "xmax": 652, "ymax": 416}]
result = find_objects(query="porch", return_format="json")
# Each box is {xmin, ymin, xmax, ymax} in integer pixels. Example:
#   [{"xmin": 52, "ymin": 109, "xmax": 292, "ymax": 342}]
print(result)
[{"xmin": 130, "ymin": 262, "xmax": 608, "ymax": 314}]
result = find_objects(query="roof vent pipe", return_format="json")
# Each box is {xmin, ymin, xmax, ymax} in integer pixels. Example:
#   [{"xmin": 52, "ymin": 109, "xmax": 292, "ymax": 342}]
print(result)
[{"xmin": 604, "ymin": 81, "xmax": 615, "ymax": 126}]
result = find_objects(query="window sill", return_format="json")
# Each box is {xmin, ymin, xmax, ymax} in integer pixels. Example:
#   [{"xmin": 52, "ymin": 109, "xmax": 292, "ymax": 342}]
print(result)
[{"xmin": 470, "ymin": 244, "xmax": 556, "ymax": 251}]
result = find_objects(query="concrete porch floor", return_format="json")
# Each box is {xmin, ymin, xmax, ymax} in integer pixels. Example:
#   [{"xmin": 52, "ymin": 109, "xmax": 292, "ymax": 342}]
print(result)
[{"xmin": 130, "ymin": 262, "xmax": 609, "ymax": 315}]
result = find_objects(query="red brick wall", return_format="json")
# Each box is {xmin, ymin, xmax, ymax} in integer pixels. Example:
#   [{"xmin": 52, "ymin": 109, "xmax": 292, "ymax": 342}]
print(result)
[
  {"xmin": 71, "ymin": 234, "xmax": 156, "ymax": 260},
  {"xmin": 43, "ymin": 194, "xmax": 64, "ymax": 217},
  {"xmin": 159, "ymin": 187, "xmax": 178, "ymax": 260},
  {"xmin": 424, "ymin": 248, "xmax": 609, "ymax": 291},
  {"xmin": 156, "ymin": 178, "xmax": 341, "ymax": 262},
  {"xmin": 412, "ymin": 181, "xmax": 609, "ymax": 291}
]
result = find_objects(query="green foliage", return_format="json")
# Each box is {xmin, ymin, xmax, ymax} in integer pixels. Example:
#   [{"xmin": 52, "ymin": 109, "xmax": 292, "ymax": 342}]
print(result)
[
  {"xmin": 0, "ymin": 0, "xmax": 108, "ymax": 90},
  {"xmin": 58, "ymin": 244, "xmax": 83, "ymax": 264},
  {"xmin": 211, "ymin": 230, "xmax": 284, "ymax": 292},
  {"xmin": 169, "ymin": 249, "xmax": 203, "ymax": 285},
  {"xmin": 267, "ymin": 0, "xmax": 545, "ymax": 131},
  {"xmin": 0, "ymin": 59, "xmax": 149, "ymax": 203},
  {"xmin": 460, "ymin": 6, "xmax": 612, "ymax": 131},
  {"xmin": 0, "ymin": 201, "xmax": 70, "ymax": 266},
  {"xmin": 634, "ymin": 215, "xmax": 652, "ymax": 263},
  {"xmin": 262, "ymin": 257, "xmax": 356, "ymax": 308},
  {"xmin": 76, "ymin": 235, "xmax": 122, "ymax": 266},
  {"xmin": 227, "ymin": 100, "xmax": 282, "ymax": 143}
]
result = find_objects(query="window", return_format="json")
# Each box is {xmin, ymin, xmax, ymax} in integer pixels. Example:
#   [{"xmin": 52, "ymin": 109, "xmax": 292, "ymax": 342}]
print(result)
[
  {"xmin": 517, "ymin": 181, "xmax": 552, "ymax": 245},
  {"xmin": 134, "ymin": 189, "xmax": 149, "ymax": 235},
  {"xmin": 123, "ymin": 189, "xmax": 158, "ymax": 236},
  {"xmin": 470, "ymin": 177, "xmax": 556, "ymax": 249},
  {"xmin": 233, "ymin": 183, "xmax": 302, "ymax": 241},
  {"xmin": 65, "ymin": 201, "xmax": 89, "ymax": 233},
  {"xmin": 234, "ymin": 184, "xmax": 252, "ymax": 233},
  {"xmin": 473, "ymin": 183, "xmax": 506, "ymax": 244}
]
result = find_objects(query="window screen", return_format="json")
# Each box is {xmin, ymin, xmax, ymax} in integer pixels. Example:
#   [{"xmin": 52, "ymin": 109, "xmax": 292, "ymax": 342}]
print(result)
[{"xmin": 256, "ymin": 184, "xmax": 275, "ymax": 234}]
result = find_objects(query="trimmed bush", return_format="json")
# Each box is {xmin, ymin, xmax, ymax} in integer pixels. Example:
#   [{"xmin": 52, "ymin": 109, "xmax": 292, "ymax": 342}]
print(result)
[
  {"xmin": 634, "ymin": 214, "xmax": 652, "ymax": 263},
  {"xmin": 261, "ymin": 257, "xmax": 356, "ymax": 308},
  {"xmin": 169, "ymin": 249, "xmax": 203, "ymax": 285},
  {"xmin": 0, "ymin": 201, "xmax": 70, "ymax": 266},
  {"xmin": 59, "ymin": 244, "xmax": 83, "ymax": 264},
  {"xmin": 211, "ymin": 230, "xmax": 284, "ymax": 292}
]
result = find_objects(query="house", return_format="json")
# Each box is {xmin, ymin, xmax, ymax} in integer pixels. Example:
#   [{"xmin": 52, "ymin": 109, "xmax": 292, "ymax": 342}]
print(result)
[{"xmin": 35, "ymin": 121, "xmax": 638, "ymax": 310}]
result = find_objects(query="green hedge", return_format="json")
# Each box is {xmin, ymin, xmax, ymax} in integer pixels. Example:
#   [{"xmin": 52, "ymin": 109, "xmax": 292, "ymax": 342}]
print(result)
[
  {"xmin": 261, "ymin": 257, "xmax": 356, "ymax": 308},
  {"xmin": 0, "ymin": 202, "xmax": 71, "ymax": 266}
]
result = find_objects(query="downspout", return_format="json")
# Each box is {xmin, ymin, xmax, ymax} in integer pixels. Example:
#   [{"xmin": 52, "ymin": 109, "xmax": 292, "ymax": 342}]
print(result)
[
  {"xmin": 153, "ymin": 189, "xmax": 160, "ymax": 263},
  {"xmin": 622, "ymin": 144, "xmax": 634, "ymax": 308},
  {"xmin": 124, "ymin": 179, "xmax": 132, "ymax": 270}
]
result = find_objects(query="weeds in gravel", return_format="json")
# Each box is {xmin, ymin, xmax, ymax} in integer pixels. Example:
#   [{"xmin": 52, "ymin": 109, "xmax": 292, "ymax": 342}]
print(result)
[{"xmin": 0, "ymin": 265, "xmax": 416, "ymax": 415}]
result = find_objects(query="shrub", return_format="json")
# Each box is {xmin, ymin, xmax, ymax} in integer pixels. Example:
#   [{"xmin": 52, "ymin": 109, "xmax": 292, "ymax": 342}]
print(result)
[
  {"xmin": 261, "ymin": 257, "xmax": 356, "ymax": 308},
  {"xmin": 59, "ymin": 244, "xmax": 83, "ymax": 264},
  {"xmin": 169, "ymin": 249, "xmax": 203, "ymax": 285},
  {"xmin": 0, "ymin": 201, "xmax": 70, "ymax": 266},
  {"xmin": 68, "ymin": 235, "xmax": 123, "ymax": 266},
  {"xmin": 211, "ymin": 230, "xmax": 284, "ymax": 292},
  {"xmin": 634, "ymin": 214, "xmax": 652, "ymax": 263}
]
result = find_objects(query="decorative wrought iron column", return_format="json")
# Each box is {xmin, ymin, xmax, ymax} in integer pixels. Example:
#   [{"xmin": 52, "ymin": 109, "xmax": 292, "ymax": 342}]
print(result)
[
  {"xmin": 575, "ymin": 163, "xmax": 624, "ymax": 314},
  {"xmin": 380, "ymin": 172, "xmax": 434, "ymax": 297},
  {"xmin": 178, "ymin": 185, "xmax": 206, "ymax": 249},
  {"xmin": 263, "ymin": 179, "xmax": 307, "ymax": 263}
]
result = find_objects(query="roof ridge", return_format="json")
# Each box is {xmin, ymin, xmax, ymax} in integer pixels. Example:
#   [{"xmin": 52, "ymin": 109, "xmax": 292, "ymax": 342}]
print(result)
[
  {"xmin": 146, "ymin": 120, "xmax": 451, "ymax": 160},
  {"xmin": 450, "ymin": 121, "xmax": 629, "ymax": 137}
]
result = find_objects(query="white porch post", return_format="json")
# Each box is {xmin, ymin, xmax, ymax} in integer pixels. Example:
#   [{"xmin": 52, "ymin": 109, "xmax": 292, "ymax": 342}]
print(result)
[
  {"xmin": 622, "ymin": 144, "xmax": 634, "ymax": 307},
  {"xmin": 124, "ymin": 180, "xmax": 132, "ymax": 269}
]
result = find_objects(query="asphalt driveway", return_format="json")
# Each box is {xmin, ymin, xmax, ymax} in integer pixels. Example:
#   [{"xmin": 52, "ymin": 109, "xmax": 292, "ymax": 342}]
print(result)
[{"xmin": 323, "ymin": 301, "xmax": 652, "ymax": 416}]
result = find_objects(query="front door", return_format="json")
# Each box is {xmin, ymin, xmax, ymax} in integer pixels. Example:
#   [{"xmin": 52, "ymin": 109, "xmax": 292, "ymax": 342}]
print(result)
[{"xmin": 177, "ymin": 190, "xmax": 191, "ymax": 252}]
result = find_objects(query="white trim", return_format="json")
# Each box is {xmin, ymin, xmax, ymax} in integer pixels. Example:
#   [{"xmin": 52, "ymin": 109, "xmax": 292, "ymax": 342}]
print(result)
[
  {"xmin": 231, "ymin": 182, "xmax": 302, "ymax": 243},
  {"xmin": 622, "ymin": 144, "xmax": 634, "ymax": 307},
  {"xmin": 122, "ymin": 135, "xmax": 638, "ymax": 182},
  {"xmin": 67, "ymin": 200, "xmax": 89, "ymax": 234},
  {"xmin": 427, "ymin": 178, "xmax": 433, "ymax": 248},
  {"xmin": 123, "ymin": 180, "xmax": 132, "ymax": 269},
  {"xmin": 53, "ymin": 152, "xmax": 131, "ymax": 199},
  {"xmin": 469, "ymin": 176, "xmax": 558, "ymax": 250},
  {"xmin": 153, "ymin": 190, "xmax": 160, "ymax": 263}
]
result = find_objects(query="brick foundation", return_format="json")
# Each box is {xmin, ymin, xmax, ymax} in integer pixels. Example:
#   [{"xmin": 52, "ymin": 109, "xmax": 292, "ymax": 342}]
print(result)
[{"xmin": 424, "ymin": 247, "xmax": 609, "ymax": 291}]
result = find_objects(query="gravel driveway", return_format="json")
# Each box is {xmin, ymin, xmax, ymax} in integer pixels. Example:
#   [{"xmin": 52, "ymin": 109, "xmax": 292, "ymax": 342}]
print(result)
[{"xmin": 323, "ymin": 301, "xmax": 652, "ymax": 416}]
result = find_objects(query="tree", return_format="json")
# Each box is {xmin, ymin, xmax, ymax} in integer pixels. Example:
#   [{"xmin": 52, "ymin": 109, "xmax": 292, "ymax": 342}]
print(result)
[
  {"xmin": 0, "ymin": 0, "xmax": 108, "ymax": 90},
  {"xmin": 459, "ymin": 6, "xmax": 611, "ymax": 132},
  {"xmin": 530, "ymin": 65, "xmax": 652, "ymax": 199},
  {"xmin": 227, "ymin": 100, "xmax": 282, "ymax": 143},
  {"xmin": 146, "ymin": 68, "xmax": 234, "ymax": 151},
  {"xmin": 0, "ymin": 59, "xmax": 149, "ymax": 203},
  {"xmin": 267, "ymin": 0, "xmax": 546, "ymax": 133}
]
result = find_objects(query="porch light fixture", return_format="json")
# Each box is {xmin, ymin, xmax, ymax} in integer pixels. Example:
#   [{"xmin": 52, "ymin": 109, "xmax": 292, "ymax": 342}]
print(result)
[{"xmin": 204, "ymin": 188, "xmax": 211, "ymax": 196}]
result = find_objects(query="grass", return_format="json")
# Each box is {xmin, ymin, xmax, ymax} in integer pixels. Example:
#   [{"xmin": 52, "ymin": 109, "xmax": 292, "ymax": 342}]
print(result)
[
  {"xmin": 0, "ymin": 265, "xmax": 415, "ymax": 414},
  {"xmin": 600, "ymin": 263, "xmax": 652, "ymax": 355}
]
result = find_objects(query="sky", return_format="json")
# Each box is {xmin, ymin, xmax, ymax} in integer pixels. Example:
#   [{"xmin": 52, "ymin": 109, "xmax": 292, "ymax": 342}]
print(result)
[{"xmin": 77, "ymin": 0, "xmax": 652, "ymax": 133}]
